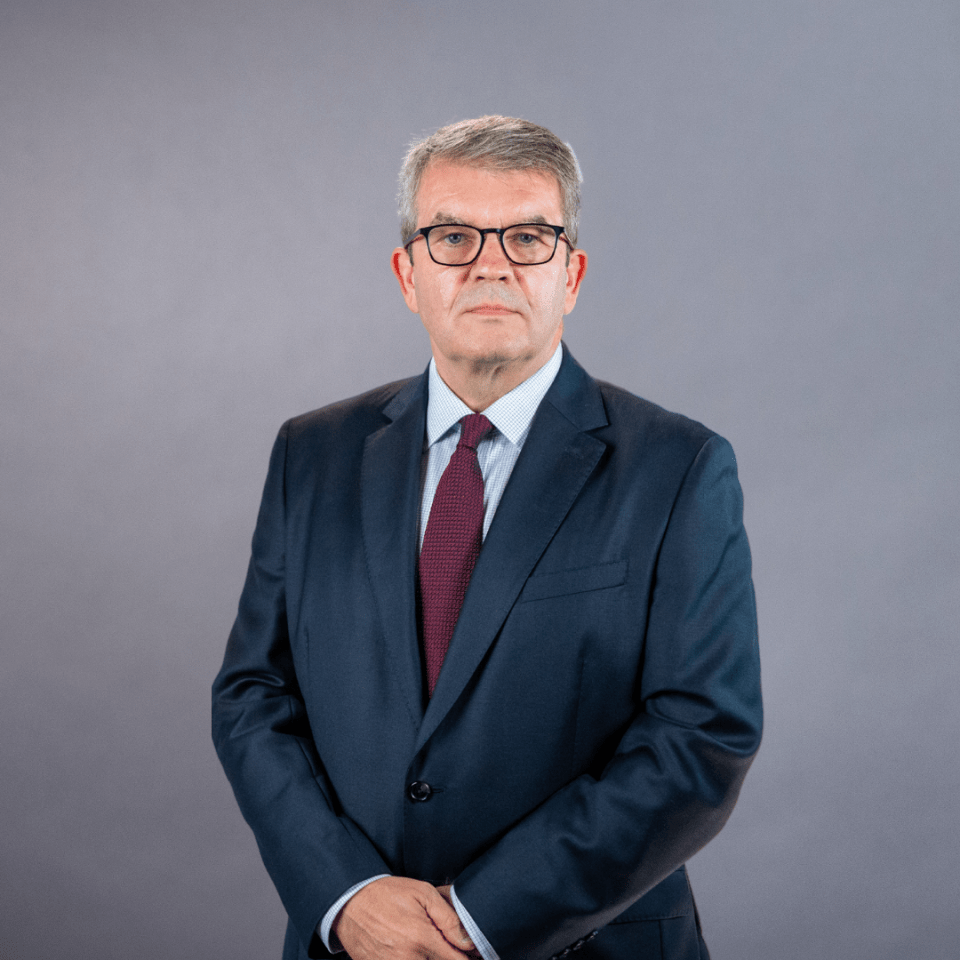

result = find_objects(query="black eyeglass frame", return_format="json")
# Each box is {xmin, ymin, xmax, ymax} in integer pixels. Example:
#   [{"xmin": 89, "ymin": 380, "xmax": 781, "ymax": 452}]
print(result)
[{"xmin": 403, "ymin": 223, "xmax": 571, "ymax": 266}]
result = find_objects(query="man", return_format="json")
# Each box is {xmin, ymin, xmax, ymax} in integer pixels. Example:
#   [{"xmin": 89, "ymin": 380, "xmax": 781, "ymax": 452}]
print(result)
[{"xmin": 212, "ymin": 116, "xmax": 762, "ymax": 960}]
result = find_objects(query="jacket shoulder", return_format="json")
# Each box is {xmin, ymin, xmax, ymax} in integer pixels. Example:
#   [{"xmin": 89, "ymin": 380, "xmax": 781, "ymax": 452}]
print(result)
[
  {"xmin": 282, "ymin": 375, "xmax": 421, "ymax": 447},
  {"xmin": 594, "ymin": 379, "xmax": 720, "ymax": 458}
]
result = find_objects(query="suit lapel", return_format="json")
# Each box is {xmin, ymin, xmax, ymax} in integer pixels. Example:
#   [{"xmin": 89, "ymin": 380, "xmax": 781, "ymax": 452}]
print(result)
[
  {"xmin": 361, "ymin": 374, "xmax": 428, "ymax": 728},
  {"xmin": 416, "ymin": 349, "xmax": 609, "ymax": 753}
]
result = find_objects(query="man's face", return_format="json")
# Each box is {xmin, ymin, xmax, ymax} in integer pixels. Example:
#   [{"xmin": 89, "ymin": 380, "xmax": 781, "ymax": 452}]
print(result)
[{"xmin": 392, "ymin": 162, "xmax": 587, "ymax": 380}]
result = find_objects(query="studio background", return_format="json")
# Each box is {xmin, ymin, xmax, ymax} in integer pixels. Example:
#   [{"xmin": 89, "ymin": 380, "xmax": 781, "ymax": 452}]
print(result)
[{"xmin": 1, "ymin": 2, "xmax": 957, "ymax": 958}]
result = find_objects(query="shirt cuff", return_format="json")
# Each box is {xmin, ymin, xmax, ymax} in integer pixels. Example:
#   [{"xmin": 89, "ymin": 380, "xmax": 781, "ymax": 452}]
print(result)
[
  {"xmin": 450, "ymin": 884, "xmax": 500, "ymax": 960},
  {"xmin": 318, "ymin": 874, "xmax": 392, "ymax": 953}
]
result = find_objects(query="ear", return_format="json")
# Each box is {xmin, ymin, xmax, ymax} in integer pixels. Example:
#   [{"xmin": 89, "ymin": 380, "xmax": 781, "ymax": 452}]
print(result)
[
  {"xmin": 563, "ymin": 249, "xmax": 588, "ymax": 315},
  {"xmin": 391, "ymin": 247, "xmax": 419, "ymax": 314}
]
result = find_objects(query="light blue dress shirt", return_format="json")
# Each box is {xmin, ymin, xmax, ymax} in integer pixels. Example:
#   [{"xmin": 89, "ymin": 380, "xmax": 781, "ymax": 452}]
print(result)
[{"xmin": 319, "ymin": 345, "xmax": 563, "ymax": 959}]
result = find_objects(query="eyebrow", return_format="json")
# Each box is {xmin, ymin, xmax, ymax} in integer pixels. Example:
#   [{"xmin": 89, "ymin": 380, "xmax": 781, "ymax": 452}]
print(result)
[{"xmin": 426, "ymin": 211, "xmax": 552, "ymax": 227}]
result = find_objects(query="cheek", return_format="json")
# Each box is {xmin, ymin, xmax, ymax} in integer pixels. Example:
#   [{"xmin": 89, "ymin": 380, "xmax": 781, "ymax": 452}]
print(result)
[
  {"xmin": 529, "ymin": 272, "xmax": 569, "ymax": 317},
  {"xmin": 416, "ymin": 272, "xmax": 458, "ymax": 315},
  {"xmin": 416, "ymin": 279, "xmax": 464, "ymax": 340}
]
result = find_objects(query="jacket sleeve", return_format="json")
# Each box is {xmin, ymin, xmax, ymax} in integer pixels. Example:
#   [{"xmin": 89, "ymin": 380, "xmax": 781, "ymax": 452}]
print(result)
[
  {"xmin": 211, "ymin": 422, "xmax": 391, "ymax": 958},
  {"xmin": 452, "ymin": 434, "xmax": 763, "ymax": 960}
]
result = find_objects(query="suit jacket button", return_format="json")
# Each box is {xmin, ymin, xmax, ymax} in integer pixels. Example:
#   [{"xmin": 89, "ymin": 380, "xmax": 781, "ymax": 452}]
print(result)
[{"xmin": 408, "ymin": 780, "xmax": 433, "ymax": 802}]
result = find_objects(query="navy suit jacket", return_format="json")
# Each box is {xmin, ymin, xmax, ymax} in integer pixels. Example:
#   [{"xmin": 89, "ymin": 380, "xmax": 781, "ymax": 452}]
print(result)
[{"xmin": 212, "ymin": 345, "xmax": 762, "ymax": 960}]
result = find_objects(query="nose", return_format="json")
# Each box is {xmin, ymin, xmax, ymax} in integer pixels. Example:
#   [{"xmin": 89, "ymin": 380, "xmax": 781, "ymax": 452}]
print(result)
[{"xmin": 471, "ymin": 230, "xmax": 512, "ymax": 278}]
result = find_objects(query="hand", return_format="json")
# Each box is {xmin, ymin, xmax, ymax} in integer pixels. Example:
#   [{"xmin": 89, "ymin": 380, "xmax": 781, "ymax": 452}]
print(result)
[
  {"xmin": 332, "ymin": 876, "xmax": 477, "ymax": 960},
  {"xmin": 436, "ymin": 886, "xmax": 481, "ymax": 959}
]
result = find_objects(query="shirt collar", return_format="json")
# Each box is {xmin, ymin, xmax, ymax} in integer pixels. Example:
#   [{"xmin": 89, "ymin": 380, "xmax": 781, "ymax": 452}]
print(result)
[{"xmin": 426, "ymin": 343, "xmax": 563, "ymax": 447}]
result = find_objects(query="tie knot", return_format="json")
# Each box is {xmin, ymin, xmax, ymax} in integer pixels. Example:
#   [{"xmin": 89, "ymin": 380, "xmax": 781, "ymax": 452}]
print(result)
[{"xmin": 457, "ymin": 413, "xmax": 492, "ymax": 451}]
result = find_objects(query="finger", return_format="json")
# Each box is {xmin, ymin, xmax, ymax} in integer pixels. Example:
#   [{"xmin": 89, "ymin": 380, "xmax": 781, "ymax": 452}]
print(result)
[
  {"xmin": 433, "ymin": 884, "xmax": 470, "ymax": 946},
  {"xmin": 423, "ymin": 889, "xmax": 476, "ymax": 953},
  {"xmin": 424, "ymin": 924, "xmax": 477, "ymax": 960},
  {"xmin": 441, "ymin": 919, "xmax": 476, "ymax": 953}
]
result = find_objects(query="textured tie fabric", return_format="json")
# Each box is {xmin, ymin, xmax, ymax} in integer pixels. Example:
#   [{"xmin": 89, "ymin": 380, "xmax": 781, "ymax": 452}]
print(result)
[{"xmin": 419, "ymin": 413, "xmax": 493, "ymax": 696}]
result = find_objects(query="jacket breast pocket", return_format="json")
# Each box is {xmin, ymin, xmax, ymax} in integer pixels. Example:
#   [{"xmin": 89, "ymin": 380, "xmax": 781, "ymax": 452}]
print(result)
[{"xmin": 516, "ymin": 559, "xmax": 627, "ymax": 604}]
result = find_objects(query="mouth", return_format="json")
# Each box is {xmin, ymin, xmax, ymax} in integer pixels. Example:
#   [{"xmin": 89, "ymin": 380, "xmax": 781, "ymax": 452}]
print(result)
[{"xmin": 466, "ymin": 304, "xmax": 518, "ymax": 316}]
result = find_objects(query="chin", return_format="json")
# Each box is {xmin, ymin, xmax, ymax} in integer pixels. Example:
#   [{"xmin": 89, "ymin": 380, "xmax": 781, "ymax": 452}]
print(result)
[
  {"xmin": 458, "ymin": 335, "xmax": 528, "ymax": 363},
  {"xmin": 466, "ymin": 348, "xmax": 539, "ymax": 376}
]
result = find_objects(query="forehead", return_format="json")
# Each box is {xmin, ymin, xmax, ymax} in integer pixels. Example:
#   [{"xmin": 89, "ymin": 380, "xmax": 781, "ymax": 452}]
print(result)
[{"xmin": 416, "ymin": 162, "xmax": 563, "ymax": 226}]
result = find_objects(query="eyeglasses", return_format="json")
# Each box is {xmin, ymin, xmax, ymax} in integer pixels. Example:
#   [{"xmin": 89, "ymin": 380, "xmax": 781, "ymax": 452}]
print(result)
[{"xmin": 403, "ymin": 223, "xmax": 570, "ymax": 266}]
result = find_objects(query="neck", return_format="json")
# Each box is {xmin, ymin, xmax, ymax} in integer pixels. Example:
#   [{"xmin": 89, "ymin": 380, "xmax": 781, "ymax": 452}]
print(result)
[
  {"xmin": 433, "ymin": 348, "xmax": 557, "ymax": 412},
  {"xmin": 431, "ymin": 326, "xmax": 562, "ymax": 412},
  {"xmin": 438, "ymin": 361, "xmax": 523, "ymax": 412}
]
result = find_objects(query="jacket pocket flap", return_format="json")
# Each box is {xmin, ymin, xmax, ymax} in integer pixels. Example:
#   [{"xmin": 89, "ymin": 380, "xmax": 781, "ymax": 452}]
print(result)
[
  {"xmin": 609, "ymin": 868, "xmax": 692, "ymax": 923},
  {"xmin": 517, "ymin": 560, "xmax": 627, "ymax": 603}
]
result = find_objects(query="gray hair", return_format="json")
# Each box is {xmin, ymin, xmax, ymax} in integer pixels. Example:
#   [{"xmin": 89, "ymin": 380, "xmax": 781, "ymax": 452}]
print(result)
[{"xmin": 398, "ymin": 115, "xmax": 582, "ymax": 248}]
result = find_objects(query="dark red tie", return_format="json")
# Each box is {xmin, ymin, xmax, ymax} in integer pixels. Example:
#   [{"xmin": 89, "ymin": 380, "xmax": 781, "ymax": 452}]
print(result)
[{"xmin": 419, "ymin": 413, "xmax": 493, "ymax": 695}]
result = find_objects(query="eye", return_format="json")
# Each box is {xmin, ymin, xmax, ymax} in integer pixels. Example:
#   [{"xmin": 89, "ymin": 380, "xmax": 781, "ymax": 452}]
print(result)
[
  {"xmin": 505, "ymin": 225, "xmax": 552, "ymax": 246},
  {"xmin": 431, "ymin": 226, "xmax": 474, "ymax": 247}
]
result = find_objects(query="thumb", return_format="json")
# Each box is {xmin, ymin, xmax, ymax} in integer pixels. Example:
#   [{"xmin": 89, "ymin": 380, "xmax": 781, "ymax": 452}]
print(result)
[{"xmin": 425, "ymin": 887, "xmax": 476, "ymax": 952}]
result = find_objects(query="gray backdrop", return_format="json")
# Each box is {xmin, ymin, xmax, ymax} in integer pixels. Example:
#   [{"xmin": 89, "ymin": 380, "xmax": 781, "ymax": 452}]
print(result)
[{"xmin": 2, "ymin": 1, "xmax": 957, "ymax": 958}]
